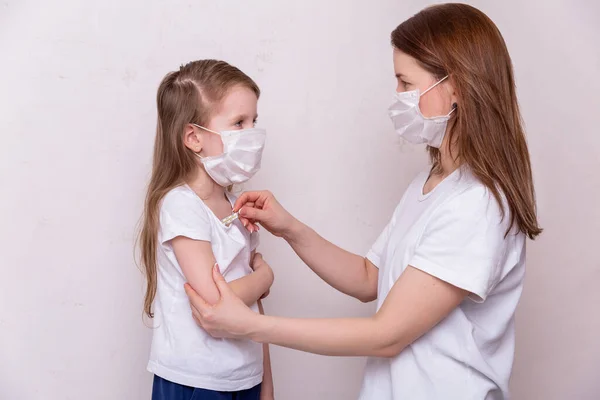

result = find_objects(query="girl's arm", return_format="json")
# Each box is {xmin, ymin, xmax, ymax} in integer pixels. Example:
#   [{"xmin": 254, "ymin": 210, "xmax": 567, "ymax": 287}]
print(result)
[
  {"xmin": 172, "ymin": 237, "xmax": 272, "ymax": 306},
  {"xmin": 187, "ymin": 265, "xmax": 466, "ymax": 358},
  {"xmin": 258, "ymin": 300, "xmax": 274, "ymax": 400}
]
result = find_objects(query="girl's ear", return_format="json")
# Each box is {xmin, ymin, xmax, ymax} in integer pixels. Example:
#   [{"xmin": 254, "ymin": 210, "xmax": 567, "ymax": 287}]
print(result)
[{"xmin": 183, "ymin": 124, "xmax": 203, "ymax": 153}]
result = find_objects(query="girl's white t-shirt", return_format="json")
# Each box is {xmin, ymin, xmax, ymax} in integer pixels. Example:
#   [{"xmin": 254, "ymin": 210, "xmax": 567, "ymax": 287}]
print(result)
[
  {"xmin": 147, "ymin": 185, "xmax": 263, "ymax": 391},
  {"xmin": 359, "ymin": 168, "xmax": 526, "ymax": 400}
]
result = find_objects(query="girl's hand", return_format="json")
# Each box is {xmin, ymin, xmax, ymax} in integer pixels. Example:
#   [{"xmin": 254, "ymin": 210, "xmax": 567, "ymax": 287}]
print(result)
[
  {"xmin": 250, "ymin": 252, "xmax": 267, "ymax": 271},
  {"xmin": 184, "ymin": 265, "xmax": 260, "ymax": 340},
  {"xmin": 233, "ymin": 191, "xmax": 299, "ymax": 239},
  {"xmin": 251, "ymin": 253, "xmax": 273, "ymax": 299}
]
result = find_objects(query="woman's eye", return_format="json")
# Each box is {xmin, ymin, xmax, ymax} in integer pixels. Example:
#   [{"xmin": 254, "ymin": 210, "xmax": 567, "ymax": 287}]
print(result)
[
  {"xmin": 253, "ymin": 119, "xmax": 258, "ymax": 127},
  {"xmin": 234, "ymin": 121, "xmax": 243, "ymax": 128},
  {"xmin": 401, "ymin": 80, "xmax": 410, "ymax": 89}
]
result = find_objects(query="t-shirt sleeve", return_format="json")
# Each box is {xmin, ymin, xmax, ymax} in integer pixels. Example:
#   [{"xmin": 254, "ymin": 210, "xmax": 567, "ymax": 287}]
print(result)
[
  {"xmin": 159, "ymin": 190, "xmax": 212, "ymax": 244},
  {"xmin": 367, "ymin": 198, "xmax": 407, "ymax": 268},
  {"xmin": 366, "ymin": 220, "xmax": 393, "ymax": 268},
  {"xmin": 409, "ymin": 185, "xmax": 508, "ymax": 302}
]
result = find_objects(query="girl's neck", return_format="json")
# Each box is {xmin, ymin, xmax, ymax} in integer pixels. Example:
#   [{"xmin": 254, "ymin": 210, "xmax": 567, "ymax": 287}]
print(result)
[{"xmin": 186, "ymin": 167, "xmax": 227, "ymax": 203}]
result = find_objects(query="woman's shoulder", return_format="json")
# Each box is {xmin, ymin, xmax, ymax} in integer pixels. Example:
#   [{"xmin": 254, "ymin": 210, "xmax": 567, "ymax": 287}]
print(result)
[
  {"xmin": 445, "ymin": 168, "xmax": 506, "ymax": 218},
  {"xmin": 455, "ymin": 168, "xmax": 489, "ymax": 195}
]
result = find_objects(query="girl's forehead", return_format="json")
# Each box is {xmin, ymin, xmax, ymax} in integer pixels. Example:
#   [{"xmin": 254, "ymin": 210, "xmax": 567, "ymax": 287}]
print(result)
[{"xmin": 214, "ymin": 86, "xmax": 258, "ymax": 117}]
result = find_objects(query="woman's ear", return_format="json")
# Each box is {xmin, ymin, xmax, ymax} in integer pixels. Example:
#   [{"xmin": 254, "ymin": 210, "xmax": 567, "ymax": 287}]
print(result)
[
  {"xmin": 447, "ymin": 78, "xmax": 458, "ymax": 108},
  {"xmin": 183, "ymin": 124, "xmax": 203, "ymax": 153}
]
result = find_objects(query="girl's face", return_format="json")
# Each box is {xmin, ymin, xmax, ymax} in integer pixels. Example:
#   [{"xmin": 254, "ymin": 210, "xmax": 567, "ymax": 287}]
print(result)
[
  {"xmin": 198, "ymin": 85, "xmax": 259, "ymax": 157},
  {"xmin": 392, "ymin": 49, "xmax": 456, "ymax": 118}
]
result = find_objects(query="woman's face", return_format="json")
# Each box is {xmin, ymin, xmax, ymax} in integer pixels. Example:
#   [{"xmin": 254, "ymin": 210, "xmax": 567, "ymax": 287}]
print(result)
[{"xmin": 393, "ymin": 49, "xmax": 456, "ymax": 118}]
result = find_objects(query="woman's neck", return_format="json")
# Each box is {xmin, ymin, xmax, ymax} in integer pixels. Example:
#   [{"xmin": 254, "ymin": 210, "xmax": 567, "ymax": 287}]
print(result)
[
  {"xmin": 436, "ymin": 140, "xmax": 461, "ymax": 178},
  {"xmin": 424, "ymin": 141, "xmax": 461, "ymax": 194}
]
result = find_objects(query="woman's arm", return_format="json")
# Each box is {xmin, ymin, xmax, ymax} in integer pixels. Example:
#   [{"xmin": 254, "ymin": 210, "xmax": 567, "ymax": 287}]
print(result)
[
  {"xmin": 234, "ymin": 191, "xmax": 378, "ymax": 302},
  {"xmin": 284, "ymin": 222, "xmax": 378, "ymax": 303},
  {"xmin": 172, "ymin": 237, "xmax": 273, "ymax": 306},
  {"xmin": 257, "ymin": 301, "xmax": 274, "ymax": 400},
  {"xmin": 186, "ymin": 265, "xmax": 467, "ymax": 357}
]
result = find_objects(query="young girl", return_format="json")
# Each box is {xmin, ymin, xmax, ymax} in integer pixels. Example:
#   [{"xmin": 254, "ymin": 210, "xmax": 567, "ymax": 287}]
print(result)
[{"xmin": 139, "ymin": 60, "xmax": 274, "ymax": 400}]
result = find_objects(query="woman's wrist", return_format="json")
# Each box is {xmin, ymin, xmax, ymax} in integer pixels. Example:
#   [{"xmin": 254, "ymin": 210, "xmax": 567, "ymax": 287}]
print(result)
[
  {"xmin": 248, "ymin": 312, "xmax": 273, "ymax": 343},
  {"xmin": 283, "ymin": 217, "xmax": 307, "ymax": 244}
]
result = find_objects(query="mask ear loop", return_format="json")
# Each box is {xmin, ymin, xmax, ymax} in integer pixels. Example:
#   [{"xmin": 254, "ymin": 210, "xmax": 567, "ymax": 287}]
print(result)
[
  {"xmin": 420, "ymin": 77, "xmax": 457, "ymax": 117},
  {"xmin": 448, "ymin": 102, "xmax": 458, "ymax": 116},
  {"xmin": 191, "ymin": 123, "xmax": 222, "ymax": 159},
  {"xmin": 421, "ymin": 75, "xmax": 449, "ymax": 96},
  {"xmin": 191, "ymin": 123, "xmax": 221, "ymax": 136}
]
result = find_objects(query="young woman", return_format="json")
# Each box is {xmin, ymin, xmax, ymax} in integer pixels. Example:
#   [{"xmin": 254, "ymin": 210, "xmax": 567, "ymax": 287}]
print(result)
[{"xmin": 185, "ymin": 4, "xmax": 541, "ymax": 399}]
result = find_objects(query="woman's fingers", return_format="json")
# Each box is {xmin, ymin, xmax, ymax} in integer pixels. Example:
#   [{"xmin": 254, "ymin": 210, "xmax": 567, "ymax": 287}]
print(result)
[
  {"xmin": 186, "ymin": 265, "xmax": 256, "ymax": 339},
  {"xmin": 239, "ymin": 206, "xmax": 269, "ymax": 223},
  {"xmin": 185, "ymin": 282, "xmax": 214, "ymax": 330},
  {"xmin": 184, "ymin": 283, "xmax": 210, "ymax": 311},
  {"xmin": 240, "ymin": 216, "xmax": 260, "ymax": 233},
  {"xmin": 233, "ymin": 191, "xmax": 264, "ymax": 212},
  {"xmin": 192, "ymin": 310, "xmax": 202, "ymax": 326},
  {"xmin": 212, "ymin": 264, "xmax": 232, "ymax": 299},
  {"xmin": 238, "ymin": 201, "xmax": 260, "ymax": 232}
]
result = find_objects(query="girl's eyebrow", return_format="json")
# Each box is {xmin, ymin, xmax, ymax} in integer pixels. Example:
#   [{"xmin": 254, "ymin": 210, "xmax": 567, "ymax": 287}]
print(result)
[{"xmin": 231, "ymin": 113, "xmax": 259, "ymax": 121}]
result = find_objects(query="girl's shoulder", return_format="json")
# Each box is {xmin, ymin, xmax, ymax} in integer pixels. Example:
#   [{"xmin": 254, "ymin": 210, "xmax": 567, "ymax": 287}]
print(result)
[
  {"xmin": 158, "ymin": 185, "xmax": 214, "ymax": 245},
  {"xmin": 161, "ymin": 185, "xmax": 210, "ymax": 218}
]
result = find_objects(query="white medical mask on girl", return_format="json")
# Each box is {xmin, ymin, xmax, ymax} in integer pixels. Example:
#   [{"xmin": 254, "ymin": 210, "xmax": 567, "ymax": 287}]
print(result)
[
  {"xmin": 192, "ymin": 124, "xmax": 266, "ymax": 187},
  {"xmin": 388, "ymin": 75, "xmax": 456, "ymax": 148}
]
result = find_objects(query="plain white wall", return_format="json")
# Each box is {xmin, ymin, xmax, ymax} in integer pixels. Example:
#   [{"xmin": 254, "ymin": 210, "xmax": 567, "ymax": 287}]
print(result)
[{"xmin": 0, "ymin": 1, "xmax": 598, "ymax": 399}]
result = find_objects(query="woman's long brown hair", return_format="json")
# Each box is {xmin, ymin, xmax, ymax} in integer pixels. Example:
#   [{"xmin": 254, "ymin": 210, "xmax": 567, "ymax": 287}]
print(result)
[
  {"xmin": 138, "ymin": 60, "xmax": 260, "ymax": 318},
  {"xmin": 392, "ymin": 3, "xmax": 542, "ymax": 239}
]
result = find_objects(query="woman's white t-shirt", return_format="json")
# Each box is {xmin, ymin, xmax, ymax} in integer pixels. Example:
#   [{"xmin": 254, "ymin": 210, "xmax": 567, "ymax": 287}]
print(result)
[
  {"xmin": 147, "ymin": 185, "xmax": 263, "ymax": 391},
  {"xmin": 359, "ymin": 168, "xmax": 526, "ymax": 400}
]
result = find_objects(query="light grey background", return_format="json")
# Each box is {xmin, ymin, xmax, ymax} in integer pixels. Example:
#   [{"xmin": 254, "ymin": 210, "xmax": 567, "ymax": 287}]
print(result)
[{"xmin": 0, "ymin": 0, "xmax": 598, "ymax": 399}]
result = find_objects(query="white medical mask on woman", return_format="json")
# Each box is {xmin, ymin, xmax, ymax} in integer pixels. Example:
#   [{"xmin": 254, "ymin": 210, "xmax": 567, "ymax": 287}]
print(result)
[
  {"xmin": 388, "ymin": 75, "xmax": 456, "ymax": 148},
  {"xmin": 192, "ymin": 124, "xmax": 266, "ymax": 187}
]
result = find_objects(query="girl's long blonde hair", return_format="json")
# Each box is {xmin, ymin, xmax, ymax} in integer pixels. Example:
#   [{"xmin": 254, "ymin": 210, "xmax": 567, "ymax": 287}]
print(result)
[{"xmin": 138, "ymin": 60, "xmax": 260, "ymax": 318}]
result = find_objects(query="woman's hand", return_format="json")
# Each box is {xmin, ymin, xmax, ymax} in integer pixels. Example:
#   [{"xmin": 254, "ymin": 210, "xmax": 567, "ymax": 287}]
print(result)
[
  {"xmin": 185, "ymin": 265, "xmax": 261, "ymax": 340},
  {"xmin": 233, "ymin": 191, "xmax": 299, "ymax": 239}
]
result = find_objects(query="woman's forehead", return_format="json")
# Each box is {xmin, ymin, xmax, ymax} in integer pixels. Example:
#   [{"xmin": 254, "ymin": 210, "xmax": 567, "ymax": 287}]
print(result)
[{"xmin": 393, "ymin": 51, "xmax": 425, "ymax": 76}]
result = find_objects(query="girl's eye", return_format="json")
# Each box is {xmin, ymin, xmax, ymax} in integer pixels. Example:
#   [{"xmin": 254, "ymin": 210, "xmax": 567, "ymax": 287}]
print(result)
[
  {"xmin": 253, "ymin": 119, "xmax": 258, "ymax": 127},
  {"xmin": 401, "ymin": 80, "xmax": 410, "ymax": 89},
  {"xmin": 234, "ymin": 121, "xmax": 243, "ymax": 128}
]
